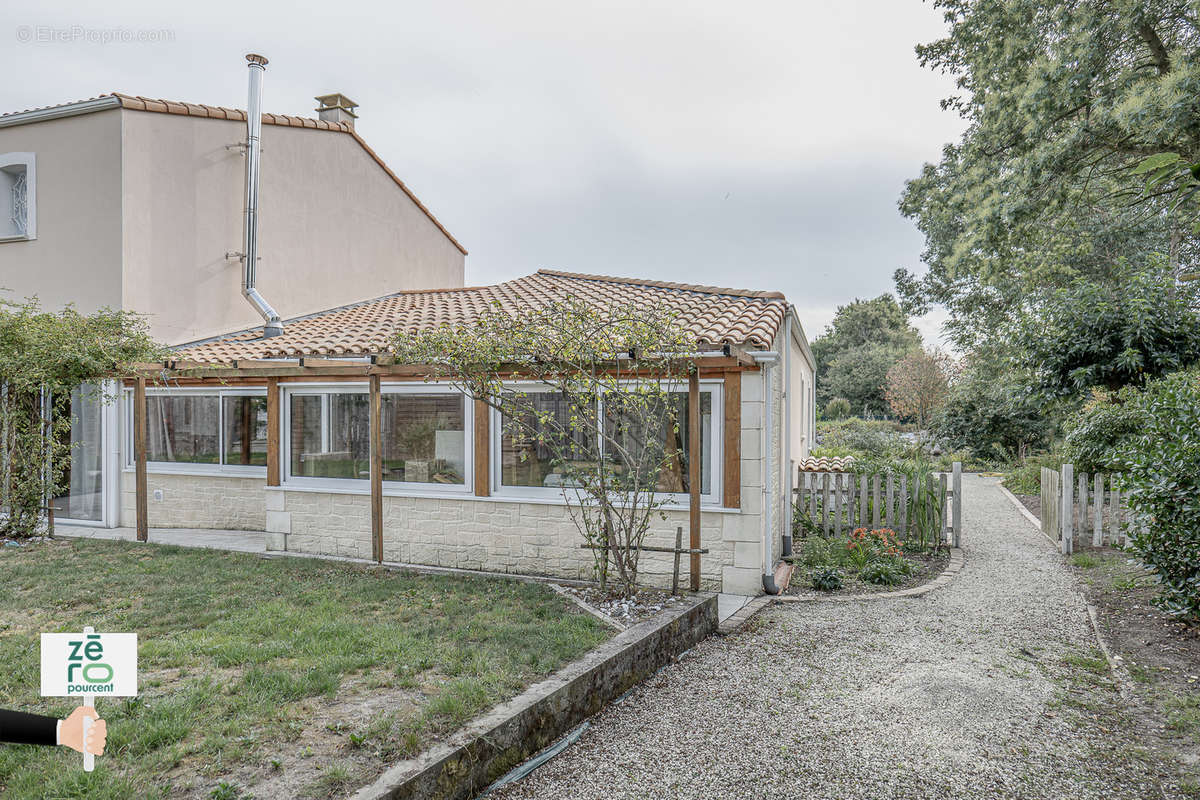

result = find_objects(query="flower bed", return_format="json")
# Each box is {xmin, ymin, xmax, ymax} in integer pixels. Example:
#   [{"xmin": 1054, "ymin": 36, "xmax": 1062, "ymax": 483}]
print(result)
[{"xmin": 785, "ymin": 528, "xmax": 950, "ymax": 597}]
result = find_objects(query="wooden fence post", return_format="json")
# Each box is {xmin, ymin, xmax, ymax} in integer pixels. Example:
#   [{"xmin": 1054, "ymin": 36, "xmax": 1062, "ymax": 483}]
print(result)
[
  {"xmin": 952, "ymin": 461, "xmax": 962, "ymax": 548},
  {"xmin": 858, "ymin": 475, "xmax": 867, "ymax": 529},
  {"xmin": 899, "ymin": 474, "xmax": 908, "ymax": 539},
  {"xmin": 939, "ymin": 472, "xmax": 948, "ymax": 545},
  {"xmin": 1060, "ymin": 463, "xmax": 1074, "ymax": 555},
  {"xmin": 885, "ymin": 473, "xmax": 895, "ymax": 530},
  {"xmin": 872, "ymin": 475, "xmax": 881, "ymax": 529},
  {"xmin": 688, "ymin": 368, "xmax": 701, "ymax": 592},
  {"xmin": 1092, "ymin": 473, "xmax": 1103, "ymax": 547},
  {"xmin": 821, "ymin": 472, "xmax": 830, "ymax": 536}
]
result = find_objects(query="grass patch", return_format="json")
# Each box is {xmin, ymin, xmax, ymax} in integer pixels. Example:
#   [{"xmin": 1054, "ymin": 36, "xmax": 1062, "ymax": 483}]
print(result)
[
  {"xmin": 1070, "ymin": 552, "xmax": 1103, "ymax": 569},
  {"xmin": 0, "ymin": 538, "xmax": 609, "ymax": 799},
  {"xmin": 1165, "ymin": 695, "xmax": 1200, "ymax": 742}
]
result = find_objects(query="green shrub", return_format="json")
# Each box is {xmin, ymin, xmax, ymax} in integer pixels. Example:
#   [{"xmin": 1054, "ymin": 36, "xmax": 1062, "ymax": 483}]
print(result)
[
  {"xmin": 797, "ymin": 536, "xmax": 842, "ymax": 568},
  {"xmin": 1001, "ymin": 452, "xmax": 1061, "ymax": 495},
  {"xmin": 1118, "ymin": 369, "xmax": 1200, "ymax": 619},
  {"xmin": 809, "ymin": 567, "xmax": 843, "ymax": 592},
  {"xmin": 859, "ymin": 558, "xmax": 912, "ymax": 586},
  {"xmin": 824, "ymin": 397, "xmax": 852, "ymax": 420},
  {"xmin": 1063, "ymin": 387, "xmax": 1142, "ymax": 473}
]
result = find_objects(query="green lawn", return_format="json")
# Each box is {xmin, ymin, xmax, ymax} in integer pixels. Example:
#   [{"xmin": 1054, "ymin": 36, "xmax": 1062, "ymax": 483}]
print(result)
[{"xmin": 0, "ymin": 538, "xmax": 609, "ymax": 799}]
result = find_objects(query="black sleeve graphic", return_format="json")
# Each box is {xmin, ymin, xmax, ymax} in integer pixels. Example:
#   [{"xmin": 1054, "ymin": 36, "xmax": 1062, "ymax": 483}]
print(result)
[{"xmin": 0, "ymin": 709, "xmax": 58, "ymax": 746}]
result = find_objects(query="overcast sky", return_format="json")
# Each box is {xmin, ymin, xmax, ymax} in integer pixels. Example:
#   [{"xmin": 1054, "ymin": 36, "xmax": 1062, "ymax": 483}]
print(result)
[{"xmin": 1, "ymin": 1, "xmax": 965, "ymax": 345}]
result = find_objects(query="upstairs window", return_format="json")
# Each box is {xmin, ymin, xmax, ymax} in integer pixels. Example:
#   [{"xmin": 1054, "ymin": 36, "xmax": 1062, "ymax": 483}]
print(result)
[{"xmin": 0, "ymin": 153, "xmax": 35, "ymax": 241}]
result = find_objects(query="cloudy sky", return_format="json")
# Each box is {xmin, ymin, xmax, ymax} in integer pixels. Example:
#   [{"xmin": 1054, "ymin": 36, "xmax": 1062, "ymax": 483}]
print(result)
[{"xmin": 1, "ymin": 1, "xmax": 964, "ymax": 344}]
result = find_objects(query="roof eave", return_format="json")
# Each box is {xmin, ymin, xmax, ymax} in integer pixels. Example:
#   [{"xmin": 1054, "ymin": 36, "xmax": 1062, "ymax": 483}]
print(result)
[{"xmin": 0, "ymin": 96, "xmax": 122, "ymax": 129}]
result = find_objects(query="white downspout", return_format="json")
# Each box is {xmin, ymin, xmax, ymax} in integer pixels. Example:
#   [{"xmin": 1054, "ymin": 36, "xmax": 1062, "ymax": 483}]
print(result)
[{"xmin": 753, "ymin": 350, "xmax": 781, "ymax": 594}]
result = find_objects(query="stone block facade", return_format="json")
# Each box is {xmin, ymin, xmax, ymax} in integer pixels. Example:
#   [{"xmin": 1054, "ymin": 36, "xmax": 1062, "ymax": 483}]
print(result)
[{"xmin": 119, "ymin": 472, "xmax": 266, "ymax": 530}]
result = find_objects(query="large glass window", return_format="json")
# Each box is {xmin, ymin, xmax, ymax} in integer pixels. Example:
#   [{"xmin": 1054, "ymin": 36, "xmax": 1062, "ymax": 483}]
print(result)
[
  {"xmin": 497, "ymin": 386, "xmax": 715, "ymax": 498},
  {"xmin": 287, "ymin": 389, "xmax": 468, "ymax": 487},
  {"xmin": 222, "ymin": 396, "xmax": 268, "ymax": 466},
  {"xmin": 147, "ymin": 395, "xmax": 220, "ymax": 464},
  {"xmin": 381, "ymin": 393, "xmax": 466, "ymax": 485},
  {"xmin": 500, "ymin": 392, "xmax": 597, "ymax": 489},
  {"xmin": 133, "ymin": 391, "xmax": 267, "ymax": 471},
  {"xmin": 603, "ymin": 390, "xmax": 712, "ymax": 496},
  {"xmin": 51, "ymin": 383, "xmax": 105, "ymax": 522}
]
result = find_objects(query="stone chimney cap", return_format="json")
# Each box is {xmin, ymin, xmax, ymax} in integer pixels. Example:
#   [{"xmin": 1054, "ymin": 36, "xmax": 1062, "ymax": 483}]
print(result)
[{"xmin": 314, "ymin": 93, "xmax": 358, "ymax": 118}]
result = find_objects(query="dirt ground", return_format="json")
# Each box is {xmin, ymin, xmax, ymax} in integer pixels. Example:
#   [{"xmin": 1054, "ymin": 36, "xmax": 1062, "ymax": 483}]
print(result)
[{"xmin": 1069, "ymin": 549, "xmax": 1200, "ymax": 791}]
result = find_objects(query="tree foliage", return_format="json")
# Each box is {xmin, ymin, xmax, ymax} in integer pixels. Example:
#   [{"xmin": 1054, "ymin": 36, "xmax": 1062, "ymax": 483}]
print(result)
[
  {"xmin": 934, "ymin": 361, "xmax": 1053, "ymax": 461},
  {"xmin": 0, "ymin": 299, "xmax": 162, "ymax": 537},
  {"xmin": 811, "ymin": 295, "xmax": 922, "ymax": 415},
  {"xmin": 885, "ymin": 349, "xmax": 952, "ymax": 430},
  {"xmin": 898, "ymin": 1, "xmax": 1200, "ymax": 348},
  {"xmin": 1014, "ymin": 261, "xmax": 1200, "ymax": 399},
  {"xmin": 391, "ymin": 297, "xmax": 694, "ymax": 596}
]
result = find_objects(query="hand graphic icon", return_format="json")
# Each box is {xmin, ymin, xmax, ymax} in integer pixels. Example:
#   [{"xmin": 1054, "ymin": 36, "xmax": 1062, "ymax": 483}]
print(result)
[{"xmin": 60, "ymin": 706, "xmax": 106, "ymax": 756}]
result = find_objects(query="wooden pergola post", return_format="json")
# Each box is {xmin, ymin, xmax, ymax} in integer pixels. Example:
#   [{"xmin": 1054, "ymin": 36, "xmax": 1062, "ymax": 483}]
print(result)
[
  {"xmin": 134, "ymin": 377, "xmax": 148, "ymax": 542},
  {"xmin": 266, "ymin": 377, "xmax": 280, "ymax": 486},
  {"xmin": 369, "ymin": 373, "xmax": 383, "ymax": 563},
  {"xmin": 688, "ymin": 366, "xmax": 701, "ymax": 591}
]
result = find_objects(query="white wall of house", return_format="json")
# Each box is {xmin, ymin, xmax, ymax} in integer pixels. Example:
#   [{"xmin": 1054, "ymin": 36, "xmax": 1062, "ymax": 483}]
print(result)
[
  {"xmin": 120, "ymin": 110, "xmax": 466, "ymax": 345},
  {"xmin": 0, "ymin": 109, "xmax": 124, "ymax": 312},
  {"xmin": 0, "ymin": 105, "xmax": 466, "ymax": 346}
]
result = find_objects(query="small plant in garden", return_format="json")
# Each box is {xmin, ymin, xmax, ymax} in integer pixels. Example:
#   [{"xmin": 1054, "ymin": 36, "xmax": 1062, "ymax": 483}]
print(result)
[
  {"xmin": 845, "ymin": 527, "xmax": 902, "ymax": 570},
  {"xmin": 859, "ymin": 558, "xmax": 912, "ymax": 586},
  {"xmin": 810, "ymin": 567, "xmax": 843, "ymax": 591}
]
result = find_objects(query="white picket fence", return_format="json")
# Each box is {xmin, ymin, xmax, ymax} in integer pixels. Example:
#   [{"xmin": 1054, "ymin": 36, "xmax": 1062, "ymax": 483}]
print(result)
[{"xmin": 1039, "ymin": 464, "xmax": 1132, "ymax": 554}]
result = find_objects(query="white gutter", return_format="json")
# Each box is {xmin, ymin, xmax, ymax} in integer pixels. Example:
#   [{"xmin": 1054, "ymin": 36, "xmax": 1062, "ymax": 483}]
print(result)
[
  {"xmin": 752, "ymin": 350, "xmax": 781, "ymax": 594},
  {"xmin": 0, "ymin": 96, "xmax": 122, "ymax": 129}
]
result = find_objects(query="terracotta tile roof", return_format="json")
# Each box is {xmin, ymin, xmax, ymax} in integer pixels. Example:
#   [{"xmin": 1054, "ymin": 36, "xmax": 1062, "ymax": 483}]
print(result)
[
  {"xmin": 798, "ymin": 456, "xmax": 856, "ymax": 473},
  {"xmin": 174, "ymin": 269, "xmax": 790, "ymax": 364},
  {"xmin": 0, "ymin": 92, "xmax": 465, "ymax": 255}
]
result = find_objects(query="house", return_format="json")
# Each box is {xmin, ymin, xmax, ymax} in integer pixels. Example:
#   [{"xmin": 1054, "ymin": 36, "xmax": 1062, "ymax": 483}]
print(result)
[{"xmin": 1, "ymin": 60, "xmax": 815, "ymax": 596}]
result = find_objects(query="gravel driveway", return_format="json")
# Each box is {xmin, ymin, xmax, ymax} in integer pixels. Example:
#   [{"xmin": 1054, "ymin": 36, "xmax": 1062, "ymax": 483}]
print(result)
[{"xmin": 492, "ymin": 474, "xmax": 1185, "ymax": 800}]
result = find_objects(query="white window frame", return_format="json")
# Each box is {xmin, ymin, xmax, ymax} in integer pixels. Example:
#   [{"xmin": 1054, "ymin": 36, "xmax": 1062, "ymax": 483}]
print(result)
[
  {"xmin": 0, "ymin": 152, "xmax": 35, "ymax": 242},
  {"xmin": 123, "ymin": 386, "xmax": 268, "ymax": 477},
  {"xmin": 490, "ymin": 379, "xmax": 722, "ymax": 506},
  {"xmin": 281, "ymin": 382, "xmax": 473, "ymax": 495}
]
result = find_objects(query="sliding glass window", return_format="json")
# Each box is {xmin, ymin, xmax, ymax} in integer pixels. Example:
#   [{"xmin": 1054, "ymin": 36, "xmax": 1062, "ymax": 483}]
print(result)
[
  {"xmin": 130, "ymin": 390, "xmax": 267, "ymax": 474},
  {"xmin": 285, "ymin": 386, "xmax": 469, "ymax": 489}
]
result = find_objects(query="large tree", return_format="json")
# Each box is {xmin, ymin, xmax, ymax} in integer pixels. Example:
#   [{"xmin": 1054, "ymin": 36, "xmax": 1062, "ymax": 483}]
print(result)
[
  {"xmin": 898, "ymin": 1, "xmax": 1200, "ymax": 349},
  {"xmin": 811, "ymin": 295, "xmax": 922, "ymax": 415}
]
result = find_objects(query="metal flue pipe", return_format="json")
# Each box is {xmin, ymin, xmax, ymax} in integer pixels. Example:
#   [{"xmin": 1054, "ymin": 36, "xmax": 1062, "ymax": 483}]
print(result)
[{"xmin": 241, "ymin": 53, "xmax": 283, "ymax": 338}]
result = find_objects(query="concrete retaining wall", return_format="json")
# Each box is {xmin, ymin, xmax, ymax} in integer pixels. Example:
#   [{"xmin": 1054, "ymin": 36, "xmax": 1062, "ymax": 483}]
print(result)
[{"xmin": 350, "ymin": 593, "xmax": 718, "ymax": 800}]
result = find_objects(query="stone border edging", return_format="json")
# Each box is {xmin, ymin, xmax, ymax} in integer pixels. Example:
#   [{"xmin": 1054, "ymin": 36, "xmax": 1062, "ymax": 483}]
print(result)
[
  {"xmin": 349, "ymin": 593, "xmax": 717, "ymax": 800},
  {"xmin": 717, "ymin": 548, "xmax": 966, "ymax": 634}
]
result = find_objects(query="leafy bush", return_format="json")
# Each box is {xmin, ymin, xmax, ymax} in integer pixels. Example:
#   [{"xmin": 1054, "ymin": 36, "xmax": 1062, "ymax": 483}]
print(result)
[
  {"xmin": 859, "ymin": 558, "xmax": 912, "ymax": 586},
  {"xmin": 824, "ymin": 397, "xmax": 851, "ymax": 420},
  {"xmin": 1001, "ymin": 452, "xmax": 1062, "ymax": 495},
  {"xmin": 934, "ymin": 365, "xmax": 1053, "ymax": 462},
  {"xmin": 1063, "ymin": 387, "xmax": 1142, "ymax": 474},
  {"xmin": 1118, "ymin": 369, "xmax": 1200, "ymax": 619},
  {"xmin": 796, "ymin": 536, "xmax": 843, "ymax": 568},
  {"xmin": 809, "ymin": 567, "xmax": 843, "ymax": 592}
]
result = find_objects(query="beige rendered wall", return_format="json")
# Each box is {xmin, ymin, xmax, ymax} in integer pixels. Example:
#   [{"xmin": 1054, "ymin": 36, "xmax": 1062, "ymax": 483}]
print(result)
[
  {"xmin": 0, "ymin": 109, "xmax": 123, "ymax": 312},
  {"xmin": 120, "ymin": 110, "xmax": 465, "ymax": 345}
]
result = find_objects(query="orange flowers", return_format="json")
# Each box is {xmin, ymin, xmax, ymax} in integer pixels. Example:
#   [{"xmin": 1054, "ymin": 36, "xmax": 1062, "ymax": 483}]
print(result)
[{"xmin": 846, "ymin": 527, "xmax": 902, "ymax": 557}]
